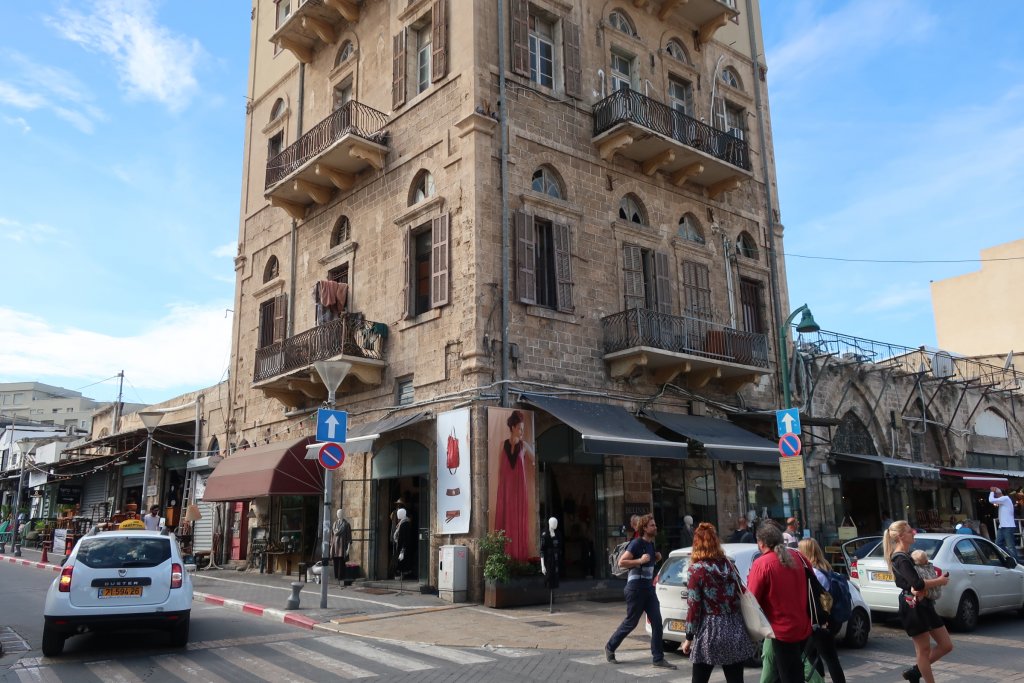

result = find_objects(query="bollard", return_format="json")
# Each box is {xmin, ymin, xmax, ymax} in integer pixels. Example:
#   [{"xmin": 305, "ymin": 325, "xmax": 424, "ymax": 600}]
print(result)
[
  {"xmin": 40, "ymin": 542, "xmax": 49, "ymax": 564},
  {"xmin": 285, "ymin": 582, "xmax": 303, "ymax": 610}
]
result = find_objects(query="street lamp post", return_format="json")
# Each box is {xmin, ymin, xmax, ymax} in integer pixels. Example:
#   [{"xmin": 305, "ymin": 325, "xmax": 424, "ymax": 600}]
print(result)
[
  {"xmin": 313, "ymin": 360, "xmax": 352, "ymax": 610},
  {"xmin": 139, "ymin": 411, "xmax": 166, "ymax": 511},
  {"xmin": 777, "ymin": 303, "xmax": 820, "ymax": 526},
  {"xmin": 13, "ymin": 438, "xmax": 37, "ymax": 557}
]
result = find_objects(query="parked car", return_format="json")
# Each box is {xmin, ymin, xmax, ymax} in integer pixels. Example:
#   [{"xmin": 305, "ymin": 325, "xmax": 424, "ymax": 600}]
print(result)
[
  {"xmin": 850, "ymin": 532, "xmax": 1024, "ymax": 631},
  {"xmin": 840, "ymin": 535, "xmax": 883, "ymax": 579},
  {"xmin": 42, "ymin": 529, "xmax": 193, "ymax": 656},
  {"xmin": 647, "ymin": 543, "xmax": 872, "ymax": 652}
]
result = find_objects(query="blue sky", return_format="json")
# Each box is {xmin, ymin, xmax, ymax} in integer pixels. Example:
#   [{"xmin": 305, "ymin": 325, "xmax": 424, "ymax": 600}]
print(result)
[{"xmin": 1, "ymin": 1, "xmax": 1021, "ymax": 407}]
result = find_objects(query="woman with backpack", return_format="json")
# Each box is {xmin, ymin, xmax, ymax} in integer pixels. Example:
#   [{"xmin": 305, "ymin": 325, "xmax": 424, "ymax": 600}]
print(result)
[
  {"xmin": 884, "ymin": 521, "xmax": 952, "ymax": 683},
  {"xmin": 798, "ymin": 539, "xmax": 847, "ymax": 683}
]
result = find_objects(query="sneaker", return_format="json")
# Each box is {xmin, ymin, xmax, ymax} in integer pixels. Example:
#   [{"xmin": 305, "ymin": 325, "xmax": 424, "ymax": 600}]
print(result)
[
  {"xmin": 604, "ymin": 646, "xmax": 616, "ymax": 663},
  {"xmin": 902, "ymin": 665, "xmax": 921, "ymax": 682},
  {"xmin": 652, "ymin": 659, "xmax": 678, "ymax": 670}
]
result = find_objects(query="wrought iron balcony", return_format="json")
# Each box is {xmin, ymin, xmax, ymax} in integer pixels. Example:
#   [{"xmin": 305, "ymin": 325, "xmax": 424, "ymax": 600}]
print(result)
[
  {"xmin": 265, "ymin": 100, "xmax": 388, "ymax": 219},
  {"xmin": 270, "ymin": 0, "xmax": 362, "ymax": 63},
  {"xmin": 601, "ymin": 308, "xmax": 770, "ymax": 389},
  {"xmin": 592, "ymin": 89, "xmax": 751, "ymax": 197},
  {"xmin": 655, "ymin": 0, "xmax": 739, "ymax": 45},
  {"xmin": 253, "ymin": 314, "xmax": 387, "ymax": 407}
]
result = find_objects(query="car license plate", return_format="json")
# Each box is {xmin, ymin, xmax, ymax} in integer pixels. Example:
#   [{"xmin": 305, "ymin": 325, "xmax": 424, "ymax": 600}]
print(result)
[
  {"xmin": 871, "ymin": 571, "xmax": 893, "ymax": 582},
  {"xmin": 667, "ymin": 619, "xmax": 686, "ymax": 632},
  {"xmin": 99, "ymin": 586, "xmax": 143, "ymax": 598}
]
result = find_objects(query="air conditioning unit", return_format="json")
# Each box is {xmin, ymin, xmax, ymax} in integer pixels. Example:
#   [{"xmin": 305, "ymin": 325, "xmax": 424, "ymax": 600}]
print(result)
[{"xmin": 932, "ymin": 351, "xmax": 955, "ymax": 378}]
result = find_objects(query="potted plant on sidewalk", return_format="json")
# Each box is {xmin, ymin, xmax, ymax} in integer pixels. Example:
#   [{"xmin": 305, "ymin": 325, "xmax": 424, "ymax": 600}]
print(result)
[{"xmin": 481, "ymin": 530, "xmax": 546, "ymax": 608}]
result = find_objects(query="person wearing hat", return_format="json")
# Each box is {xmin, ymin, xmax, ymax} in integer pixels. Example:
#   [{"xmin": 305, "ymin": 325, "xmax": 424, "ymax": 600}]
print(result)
[
  {"xmin": 143, "ymin": 505, "xmax": 163, "ymax": 531},
  {"xmin": 783, "ymin": 517, "xmax": 800, "ymax": 548}
]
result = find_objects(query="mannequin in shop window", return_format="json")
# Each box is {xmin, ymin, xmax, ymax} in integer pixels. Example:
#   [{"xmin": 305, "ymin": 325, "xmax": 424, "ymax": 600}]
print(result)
[
  {"xmin": 540, "ymin": 517, "xmax": 561, "ymax": 589},
  {"xmin": 331, "ymin": 509, "xmax": 352, "ymax": 583},
  {"xmin": 393, "ymin": 507, "xmax": 415, "ymax": 579}
]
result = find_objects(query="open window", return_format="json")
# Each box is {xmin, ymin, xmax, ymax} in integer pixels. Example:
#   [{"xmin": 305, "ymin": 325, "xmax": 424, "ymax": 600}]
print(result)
[
  {"xmin": 392, "ymin": 0, "xmax": 448, "ymax": 109},
  {"xmin": 515, "ymin": 212, "xmax": 573, "ymax": 312},
  {"xmin": 509, "ymin": 1, "xmax": 582, "ymax": 98},
  {"xmin": 403, "ymin": 214, "xmax": 450, "ymax": 318}
]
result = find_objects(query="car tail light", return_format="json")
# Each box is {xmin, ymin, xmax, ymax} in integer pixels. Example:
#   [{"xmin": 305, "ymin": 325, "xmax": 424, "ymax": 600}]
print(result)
[
  {"xmin": 58, "ymin": 565, "xmax": 73, "ymax": 593},
  {"xmin": 171, "ymin": 563, "xmax": 183, "ymax": 589},
  {"xmin": 849, "ymin": 559, "xmax": 859, "ymax": 580}
]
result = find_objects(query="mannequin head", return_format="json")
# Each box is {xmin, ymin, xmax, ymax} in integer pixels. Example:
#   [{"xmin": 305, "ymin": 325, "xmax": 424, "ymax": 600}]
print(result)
[
  {"xmin": 684, "ymin": 515, "xmax": 694, "ymax": 528},
  {"xmin": 336, "ymin": 508, "xmax": 344, "ymax": 521},
  {"xmin": 396, "ymin": 507, "xmax": 407, "ymax": 521},
  {"xmin": 548, "ymin": 517, "xmax": 558, "ymax": 533}
]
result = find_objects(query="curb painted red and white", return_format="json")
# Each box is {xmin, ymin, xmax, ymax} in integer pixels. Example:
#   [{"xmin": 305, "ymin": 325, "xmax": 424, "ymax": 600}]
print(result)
[{"xmin": 3, "ymin": 554, "xmax": 319, "ymax": 631}]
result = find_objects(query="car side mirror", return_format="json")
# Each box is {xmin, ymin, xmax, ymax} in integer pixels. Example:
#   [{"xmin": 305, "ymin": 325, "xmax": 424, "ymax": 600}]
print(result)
[{"xmin": 1004, "ymin": 556, "xmax": 1018, "ymax": 570}]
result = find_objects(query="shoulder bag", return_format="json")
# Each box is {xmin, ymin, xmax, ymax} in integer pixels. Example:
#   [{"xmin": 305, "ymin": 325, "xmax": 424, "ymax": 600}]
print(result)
[{"xmin": 729, "ymin": 559, "xmax": 775, "ymax": 641}]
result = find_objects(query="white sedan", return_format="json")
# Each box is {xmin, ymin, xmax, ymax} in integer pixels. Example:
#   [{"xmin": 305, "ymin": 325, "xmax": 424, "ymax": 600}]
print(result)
[
  {"xmin": 850, "ymin": 532, "xmax": 1024, "ymax": 631},
  {"xmin": 647, "ymin": 543, "xmax": 872, "ymax": 651}
]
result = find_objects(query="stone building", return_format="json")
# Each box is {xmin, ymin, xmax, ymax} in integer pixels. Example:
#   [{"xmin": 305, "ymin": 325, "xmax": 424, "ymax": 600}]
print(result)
[{"xmin": 224, "ymin": 0, "xmax": 797, "ymax": 598}]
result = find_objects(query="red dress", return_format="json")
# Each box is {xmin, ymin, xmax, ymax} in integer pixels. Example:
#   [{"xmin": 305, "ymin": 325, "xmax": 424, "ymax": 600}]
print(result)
[{"xmin": 495, "ymin": 439, "xmax": 529, "ymax": 561}]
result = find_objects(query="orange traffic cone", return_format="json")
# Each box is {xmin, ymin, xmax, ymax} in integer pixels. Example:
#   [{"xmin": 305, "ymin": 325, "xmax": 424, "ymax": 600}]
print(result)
[{"xmin": 40, "ymin": 542, "xmax": 49, "ymax": 564}]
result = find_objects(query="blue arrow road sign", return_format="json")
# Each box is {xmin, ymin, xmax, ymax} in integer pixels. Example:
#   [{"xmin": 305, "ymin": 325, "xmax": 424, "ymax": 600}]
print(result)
[
  {"xmin": 776, "ymin": 408, "xmax": 801, "ymax": 437},
  {"xmin": 316, "ymin": 409, "xmax": 348, "ymax": 443},
  {"xmin": 778, "ymin": 433, "xmax": 802, "ymax": 457},
  {"xmin": 318, "ymin": 442, "xmax": 345, "ymax": 470}
]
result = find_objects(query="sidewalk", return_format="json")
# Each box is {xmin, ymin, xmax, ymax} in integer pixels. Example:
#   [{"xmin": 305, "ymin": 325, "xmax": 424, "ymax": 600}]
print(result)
[{"xmin": 4, "ymin": 545, "xmax": 639, "ymax": 654}]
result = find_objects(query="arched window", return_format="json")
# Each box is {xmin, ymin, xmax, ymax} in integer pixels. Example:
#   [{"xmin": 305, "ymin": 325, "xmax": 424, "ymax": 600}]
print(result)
[
  {"xmin": 976, "ymin": 409, "xmax": 1009, "ymax": 438},
  {"xmin": 665, "ymin": 39, "xmax": 689, "ymax": 65},
  {"xmin": 737, "ymin": 232, "xmax": 758, "ymax": 259},
  {"xmin": 531, "ymin": 166, "xmax": 564, "ymax": 199},
  {"xmin": 410, "ymin": 170, "xmax": 435, "ymax": 205},
  {"xmin": 269, "ymin": 98, "xmax": 286, "ymax": 122},
  {"xmin": 678, "ymin": 214, "xmax": 704, "ymax": 244},
  {"xmin": 98, "ymin": 427, "xmax": 110, "ymax": 438},
  {"xmin": 208, "ymin": 436, "xmax": 220, "ymax": 455},
  {"xmin": 263, "ymin": 255, "xmax": 279, "ymax": 282},
  {"xmin": 335, "ymin": 40, "xmax": 354, "ymax": 67},
  {"xmin": 608, "ymin": 10, "xmax": 636, "ymax": 37},
  {"xmin": 619, "ymin": 194, "xmax": 647, "ymax": 225},
  {"xmin": 330, "ymin": 216, "xmax": 350, "ymax": 247},
  {"xmin": 721, "ymin": 67, "xmax": 741, "ymax": 90},
  {"xmin": 833, "ymin": 411, "xmax": 878, "ymax": 456}
]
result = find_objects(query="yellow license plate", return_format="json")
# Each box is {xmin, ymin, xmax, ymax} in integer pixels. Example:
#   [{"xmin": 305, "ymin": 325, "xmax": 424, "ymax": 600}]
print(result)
[
  {"xmin": 871, "ymin": 571, "xmax": 893, "ymax": 582},
  {"xmin": 99, "ymin": 586, "xmax": 143, "ymax": 598},
  {"xmin": 666, "ymin": 619, "xmax": 686, "ymax": 632}
]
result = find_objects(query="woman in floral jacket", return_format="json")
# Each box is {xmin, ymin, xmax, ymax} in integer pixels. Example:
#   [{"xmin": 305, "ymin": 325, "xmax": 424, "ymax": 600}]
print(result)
[{"xmin": 682, "ymin": 522, "xmax": 758, "ymax": 683}]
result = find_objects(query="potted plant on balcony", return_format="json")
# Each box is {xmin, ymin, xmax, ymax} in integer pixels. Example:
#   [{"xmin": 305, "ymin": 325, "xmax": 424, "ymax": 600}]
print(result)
[{"xmin": 481, "ymin": 530, "xmax": 546, "ymax": 608}]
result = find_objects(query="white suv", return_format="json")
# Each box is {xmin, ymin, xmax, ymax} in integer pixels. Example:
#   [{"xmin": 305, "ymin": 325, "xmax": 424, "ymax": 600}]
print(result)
[{"xmin": 42, "ymin": 529, "xmax": 193, "ymax": 656}]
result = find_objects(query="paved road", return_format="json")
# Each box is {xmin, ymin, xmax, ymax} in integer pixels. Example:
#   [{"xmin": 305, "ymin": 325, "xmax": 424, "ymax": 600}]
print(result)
[{"xmin": 4, "ymin": 560, "xmax": 1024, "ymax": 682}]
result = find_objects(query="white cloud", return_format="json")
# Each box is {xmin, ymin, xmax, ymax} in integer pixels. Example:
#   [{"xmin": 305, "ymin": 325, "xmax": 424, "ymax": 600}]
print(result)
[
  {"xmin": 0, "ymin": 54, "xmax": 105, "ymax": 134},
  {"xmin": 854, "ymin": 283, "xmax": 931, "ymax": 314},
  {"xmin": 2, "ymin": 115, "xmax": 31, "ymax": 133},
  {"xmin": 0, "ymin": 304, "xmax": 231, "ymax": 393},
  {"xmin": 0, "ymin": 81, "xmax": 47, "ymax": 109},
  {"xmin": 47, "ymin": 0, "xmax": 203, "ymax": 112},
  {"xmin": 0, "ymin": 217, "xmax": 63, "ymax": 245},
  {"xmin": 211, "ymin": 242, "xmax": 237, "ymax": 258}
]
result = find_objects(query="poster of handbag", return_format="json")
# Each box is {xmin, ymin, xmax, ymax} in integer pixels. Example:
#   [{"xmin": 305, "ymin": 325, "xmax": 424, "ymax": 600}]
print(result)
[{"xmin": 435, "ymin": 408, "xmax": 471, "ymax": 534}]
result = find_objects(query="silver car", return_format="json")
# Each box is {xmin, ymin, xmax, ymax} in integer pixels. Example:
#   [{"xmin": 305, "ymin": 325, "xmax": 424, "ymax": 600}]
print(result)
[
  {"xmin": 647, "ymin": 543, "xmax": 872, "ymax": 651},
  {"xmin": 850, "ymin": 532, "xmax": 1024, "ymax": 631}
]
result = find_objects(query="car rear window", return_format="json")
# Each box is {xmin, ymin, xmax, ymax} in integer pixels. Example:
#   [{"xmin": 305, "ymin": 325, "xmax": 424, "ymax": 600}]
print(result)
[
  {"xmin": 658, "ymin": 556, "xmax": 690, "ymax": 586},
  {"xmin": 865, "ymin": 538, "xmax": 941, "ymax": 560},
  {"xmin": 77, "ymin": 537, "xmax": 172, "ymax": 568}
]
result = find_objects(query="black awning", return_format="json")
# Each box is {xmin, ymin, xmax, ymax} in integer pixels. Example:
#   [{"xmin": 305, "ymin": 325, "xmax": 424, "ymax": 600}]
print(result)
[
  {"xmin": 335, "ymin": 411, "xmax": 433, "ymax": 454},
  {"xmin": 833, "ymin": 452, "xmax": 940, "ymax": 480},
  {"xmin": 642, "ymin": 410, "xmax": 779, "ymax": 464},
  {"xmin": 520, "ymin": 394, "xmax": 686, "ymax": 459}
]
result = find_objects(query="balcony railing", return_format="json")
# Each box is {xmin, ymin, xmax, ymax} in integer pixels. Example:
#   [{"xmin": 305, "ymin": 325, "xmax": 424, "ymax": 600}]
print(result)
[
  {"xmin": 265, "ymin": 100, "xmax": 389, "ymax": 189},
  {"xmin": 254, "ymin": 314, "xmax": 388, "ymax": 383},
  {"xmin": 602, "ymin": 308, "xmax": 769, "ymax": 368},
  {"xmin": 593, "ymin": 89, "xmax": 750, "ymax": 171}
]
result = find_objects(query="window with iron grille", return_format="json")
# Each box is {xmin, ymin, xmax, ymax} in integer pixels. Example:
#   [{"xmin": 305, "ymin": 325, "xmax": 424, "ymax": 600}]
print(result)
[
  {"xmin": 681, "ymin": 260, "xmax": 712, "ymax": 320},
  {"xmin": 739, "ymin": 278, "xmax": 765, "ymax": 334}
]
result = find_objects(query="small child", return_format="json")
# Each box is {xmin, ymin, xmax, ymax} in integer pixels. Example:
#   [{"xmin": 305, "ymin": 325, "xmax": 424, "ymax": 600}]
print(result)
[{"xmin": 911, "ymin": 549, "xmax": 942, "ymax": 601}]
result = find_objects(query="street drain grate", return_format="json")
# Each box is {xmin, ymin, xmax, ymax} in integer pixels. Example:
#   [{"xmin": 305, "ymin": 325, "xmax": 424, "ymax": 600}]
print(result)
[
  {"xmin": 0, "ymin": 627, "xmax": 31, "ymax": 654},
  {"xmin": 526, "ymin": 620, "xmax": 559, "ymax": 628}
]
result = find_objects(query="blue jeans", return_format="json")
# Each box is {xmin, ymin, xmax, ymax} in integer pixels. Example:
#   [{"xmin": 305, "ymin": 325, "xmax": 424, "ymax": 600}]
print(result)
[
  {"xmin": 997, "ymin": 526, "xmax": 1020, "ymax": 563},
  {"xmin": 606, "ymin": 580, "xmax": 665, "ymax": 662}
]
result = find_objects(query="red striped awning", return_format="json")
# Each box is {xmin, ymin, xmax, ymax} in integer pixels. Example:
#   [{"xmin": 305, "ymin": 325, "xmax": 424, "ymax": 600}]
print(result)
[{"xmin": 940, "ymin": 468, "xmax": 1010, "ymax": 490}]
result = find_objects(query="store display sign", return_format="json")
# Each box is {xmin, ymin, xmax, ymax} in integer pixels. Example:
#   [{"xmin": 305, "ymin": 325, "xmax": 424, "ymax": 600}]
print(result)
[{"xmin": 57, "ymin": 485, "xmax": 82, "ymax": 504}]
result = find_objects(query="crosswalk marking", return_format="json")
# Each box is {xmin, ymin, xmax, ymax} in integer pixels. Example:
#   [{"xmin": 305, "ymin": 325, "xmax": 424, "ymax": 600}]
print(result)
[
  {"xmin": 84, "ymin": 660, "xmax": 141, "ymax": 683},
  {"xmin": 153, "ymin": 654, "xmax": 232, "ymax": 683},
  {"xmin": 264, "ymin": 641, "xmax": 375, "ymax": 679},
  {"xmin": 317, "ymin": 635, "xmax": 435, "ymax": 672},
  {"xmin": 482, "ymin": 646, "xmax": 540, "ymax": 658},
  {"xmin": 375, "ymin": 638, "xmax": 496, "ymax": 665},
  {"xmin": 210, "ymin": 647, "xmax": 316, "ymax": 683},
  {"xmin": 14, "ymin": 667, "xmax": 61, "ymax": 683}
]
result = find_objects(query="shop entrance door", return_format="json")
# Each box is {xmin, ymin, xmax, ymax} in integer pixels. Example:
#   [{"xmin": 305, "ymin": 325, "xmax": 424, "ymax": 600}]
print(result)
[{"xmin": 370, "ymin": 439, "xmax": 429, "ymax": 582}]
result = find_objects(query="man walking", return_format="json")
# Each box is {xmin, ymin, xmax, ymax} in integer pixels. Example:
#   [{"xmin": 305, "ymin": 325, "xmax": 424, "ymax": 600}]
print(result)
[
  {"xmin": 989, "ymin": 487, "xmax": 1020, "ymax": 563},
  {"xmin": 729, "ymin": 515, "xmax": 755, "ymax": 543},
  {"xmin": 604, "ymin": 514, "xmax": 677, "ymax": 670},
  {"xmin": 783, "ymin": 517, "xmax": 800, "ymax": 547}
]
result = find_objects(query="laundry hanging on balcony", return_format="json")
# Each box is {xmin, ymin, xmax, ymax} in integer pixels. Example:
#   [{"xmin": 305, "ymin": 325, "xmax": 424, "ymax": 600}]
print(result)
[{"xmin": 314, "ymin": 280, "xmax": 348, "ymax": 323}]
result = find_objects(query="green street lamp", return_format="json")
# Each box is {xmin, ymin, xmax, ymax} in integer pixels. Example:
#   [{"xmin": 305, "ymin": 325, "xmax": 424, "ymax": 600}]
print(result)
[{"xmin": 777, "ymin": 304, "xmax": 819, "ymax": 528}]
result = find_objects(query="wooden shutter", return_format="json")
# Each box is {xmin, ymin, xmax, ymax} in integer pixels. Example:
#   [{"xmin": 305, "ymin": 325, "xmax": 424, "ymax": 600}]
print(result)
[
  {"xmin": 431, "ymin": 0, "xmax": 447, "ymax": 82},
  {"xmin": 392, "ymin": 29, "xmax": 407, "ymax": 109},
  {"xmin": 622, "ymin": 244, "xmax": 645, "ymax": 310},
  {"xmin": 654, "ymin": 251, "xmax": 674, "ymax": 315},
  {"xmin": 563, "ymin": 21, "xmax": 582, "ymax": 99},
  {"xmin": 515, "ymin": 212, "xmax": 537, "ymax": 304},
  {"xmin": 403, "ymin": 227, "xmax": 414, "ymax": 319},
  {"xmin": 682, "ymin": 260, "xmax": 712, "ymax": 320},
  {"xmin": 553, "ymin": 222, "xmax": 573, "ymax": 312},
  {"xmin": 510, "ymin": 0, "xmax": 529, "ymax": 76},
  {"xmin": 430, "ymin": 213, "xmax": 450, "ymax": 308},
  {"xmin": 272, "ymin": 293, "xmax": 288, "ymax": 344}
]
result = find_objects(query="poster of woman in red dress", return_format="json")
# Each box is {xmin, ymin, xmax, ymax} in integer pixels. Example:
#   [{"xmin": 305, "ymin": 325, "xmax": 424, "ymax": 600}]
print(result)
[{"xmin": 487, "ymin": 408, "xmax": 536, "ymax": 562}]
